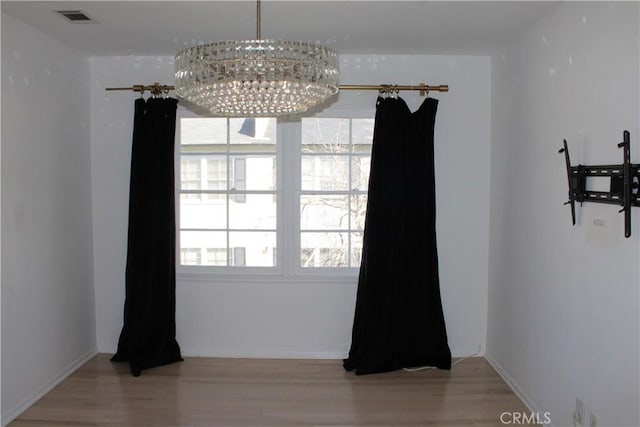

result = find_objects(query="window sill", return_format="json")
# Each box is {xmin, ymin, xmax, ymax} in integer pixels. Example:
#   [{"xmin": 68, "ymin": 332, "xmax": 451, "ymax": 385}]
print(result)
[{"xmin": 177, "ymin": 269, "xmax": 359, "ymax": 285}]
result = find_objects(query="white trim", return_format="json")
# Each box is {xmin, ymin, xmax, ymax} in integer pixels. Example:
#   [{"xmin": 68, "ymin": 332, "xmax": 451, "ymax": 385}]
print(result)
[
  {"xmin": 280, "ymin": 119, "xmax": 299, "ymax": 275},
  {"xmin": 177, "ymin": 271, "xmax": 357, "ymax": 285},
  {"xmin": 484, "ymin": 352, "xmax": 556, "ymax": 427},
  {"xmin": 182, "ymin": 350, "xmax": 349, "ymax": 360},
  {"xmin": 2, "ymin": 348, "xmax": 97, "ymax": 426}
]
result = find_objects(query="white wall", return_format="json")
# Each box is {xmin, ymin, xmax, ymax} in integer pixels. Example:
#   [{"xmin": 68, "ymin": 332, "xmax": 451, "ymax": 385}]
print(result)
[
  {"xmin": 91, "ymin": 54, "xmax": 491, "ymax": 359},
  {"xmin": 487, "ymin": 2, "xmax": 639, "ymax": 426},
  {"xmin": 1, "ymin": 13, "xmax": 96, "ymax": 425},
  {"xmin": 3, "ymin": 2, "xmax": 638, "ymax": 425}
]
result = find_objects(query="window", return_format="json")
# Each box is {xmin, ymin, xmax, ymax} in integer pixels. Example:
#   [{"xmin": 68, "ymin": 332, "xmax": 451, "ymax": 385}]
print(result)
[
  {"xmin": 299, "ymin": 118, "xmax": 373, "ymax": 268},
  {"xmin": 229, "ymin": 247, "xmax": 247, "ymax": 266},
  {"xmin": 205, "ymin": 248, "xmax": 226, "ymax": 266},
  {"xmin": 206, "ymin": 158, "xmax": 226, "ymax": 200},
  {"xmin": 180, "ymin": 248, "xmax": 202, "ymax": 265},
  {"xmin": 177, "ymin": 115, "xmax": 374, "ymax": 274}
]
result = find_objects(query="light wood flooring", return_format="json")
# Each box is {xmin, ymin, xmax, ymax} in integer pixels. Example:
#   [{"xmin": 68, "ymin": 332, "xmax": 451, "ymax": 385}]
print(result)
[{"xmin": 10, "ymin": 354, "xmax": 534, "ymax": 426}]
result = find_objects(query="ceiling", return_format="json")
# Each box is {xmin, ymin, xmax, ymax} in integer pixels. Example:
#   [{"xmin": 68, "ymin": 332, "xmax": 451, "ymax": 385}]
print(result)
[{"xmin": 1, "ymin": 1, "xmax": 559, "ymax": 57}]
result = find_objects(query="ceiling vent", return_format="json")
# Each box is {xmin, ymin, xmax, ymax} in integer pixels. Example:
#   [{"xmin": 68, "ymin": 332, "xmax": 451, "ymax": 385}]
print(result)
[{"xmin": 54, "ymin": 10, "xmax": 96, "ymax": 23}]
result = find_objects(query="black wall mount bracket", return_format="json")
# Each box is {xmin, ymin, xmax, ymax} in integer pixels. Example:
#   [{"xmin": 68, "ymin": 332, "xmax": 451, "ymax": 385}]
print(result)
[{"xmin": 559, "ymin": 130, "xmax": 639, "ymax": 238}]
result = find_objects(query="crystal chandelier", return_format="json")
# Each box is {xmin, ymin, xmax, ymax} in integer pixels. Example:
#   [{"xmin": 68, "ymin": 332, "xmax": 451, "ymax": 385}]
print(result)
[{"xmin": 174, "ymin": 0, "xmax": 340, "ymax": 117}]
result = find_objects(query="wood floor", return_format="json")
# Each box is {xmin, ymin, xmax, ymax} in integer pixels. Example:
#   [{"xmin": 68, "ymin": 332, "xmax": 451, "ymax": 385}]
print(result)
[{"xmin": 10, "ymin": 354, "xmax": 533, "ymax": 426}]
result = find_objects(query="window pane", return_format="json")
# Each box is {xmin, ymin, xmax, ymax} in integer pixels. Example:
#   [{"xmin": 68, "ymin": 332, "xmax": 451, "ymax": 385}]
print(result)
[
  {"xmin": 301, "ymin": 118, "xmax": 350, "ymax": 153},
  {"xmin": 180, "ymin": 155, "xmax": 228, "ymax": 191},
  {"xmin": 232, "ymin": 155, "xmax": 276, "ymax": 191},
  {"xmin": 229, "ymin": 195, "xmax": 276, "ymax": 229},
  {"xmin": 231, "ymin": 247, "xmax": 247, "ymax": 267},
  {"xmin": 180, "ymin": 157, "xmax": 202, "ymax": 191},
  {"xmin": 206, "ymin": 157, "xmax": 227, "ymax": 191},
  {"xmin": 229, "ymin": 118, "xmax": 276, "ymax": 152},
  {"xmin": 301, "ymin": 156, "xmax": 349, "ymax": 191},
  {"xmin": 181, "ymin": 248, "xmax": 202, "ymax": 266},
  {"xmin": 320, "ymin": 248, "xmax": 347, "ymax": 267},
  {"xmin": 229, "ymin": 232, "xmax": 276, "ymax": 266},
  {"xmin": 180, "ymin": 194, "xmax": 226, "ymax": 229},
  {"xmin": 180, "ymin": 231, "xmax": 226, "ymax": 266},
  {"xmin": 301, "ymin": 248, "xmax": 314, "ymax": 268},
  {"xmin": 350, "ymin": 195, "xmax": 368, "ymax": 230},
  {"xmin": 206, "ymin": 248, "xmax": 227, "ymax": 266},
  {"xmin": 350, "ymin": 232, "xmax": 364, "ymax": 268},
  {"xmin": 352, "ymin": 119, "xmax": 374, "ymax": 149},
  {"xmin": 300, "ymin": 232, "xmax": 349, "ymax": 267},
  {"xmin": 300, "ymin": 195, "xmax": 349, "ymax": 230},
  {"xmin": 351, "ymin": 156, "xmax": 371, "ymax": 191},
  {"xmin": 181, "ymin": 118, "xmax": 227, "ymax": 148}
]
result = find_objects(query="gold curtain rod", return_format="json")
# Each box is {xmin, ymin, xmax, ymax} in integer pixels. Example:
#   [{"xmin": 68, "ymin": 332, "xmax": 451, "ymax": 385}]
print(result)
[
  {"xmin": 339, "ymin": 84, "xmax": 449, "ymax": 96},
  {"xmin": 106, "ymin": 83, "xmax": 173, "ymax": 96},
  {"xmin": 105, "ymin": 82, "xmax": 449, "ymax": 97}
]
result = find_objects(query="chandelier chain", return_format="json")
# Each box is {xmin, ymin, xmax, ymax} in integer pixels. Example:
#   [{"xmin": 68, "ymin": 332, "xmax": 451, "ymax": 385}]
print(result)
[{"xmin": 256, "ymin": 0, "xmax": 261, "ymax": 40}]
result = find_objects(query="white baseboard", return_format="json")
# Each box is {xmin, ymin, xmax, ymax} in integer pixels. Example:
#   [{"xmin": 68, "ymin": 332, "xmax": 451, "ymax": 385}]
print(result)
[
  {"xmin": 181, "ymin": 349, "xmax": 483, "ymax": 361},
  {"xmin": 2, "ymin": 348, "xmax": 98, "ymax": 427},
  {"xmin": 182, "ymin": 350, "xmax": 349, "ymax": 359},
  {"xmin": 485, "ymin": 352, "xmax": 555, "ymax": 427}
]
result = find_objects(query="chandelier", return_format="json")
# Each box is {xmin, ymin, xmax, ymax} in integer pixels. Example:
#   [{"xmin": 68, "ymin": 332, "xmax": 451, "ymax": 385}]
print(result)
[{"xmin": 174, "ymin": 0, "xmax": 340, "ymax": 117}]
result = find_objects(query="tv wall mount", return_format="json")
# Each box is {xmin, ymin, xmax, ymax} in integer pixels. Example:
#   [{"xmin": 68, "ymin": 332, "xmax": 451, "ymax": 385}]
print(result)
[{"xmin": 559, "ymin": 130, "xmax": 639, "ymax": 238}]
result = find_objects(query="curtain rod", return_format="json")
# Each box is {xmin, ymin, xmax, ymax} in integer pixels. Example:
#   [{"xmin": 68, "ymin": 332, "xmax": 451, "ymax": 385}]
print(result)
[{"xmin": 105, "ymin": 82, "xmax": 449, "ymax": 97}]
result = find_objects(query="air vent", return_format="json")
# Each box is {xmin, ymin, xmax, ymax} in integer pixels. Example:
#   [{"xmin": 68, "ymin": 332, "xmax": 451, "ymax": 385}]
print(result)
[{"xmin": 54, "ymin": 10, "xmax": 96, "ymax": 23}]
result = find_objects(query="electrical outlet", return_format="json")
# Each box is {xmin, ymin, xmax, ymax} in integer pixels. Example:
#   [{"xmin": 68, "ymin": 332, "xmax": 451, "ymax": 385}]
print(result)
[
  {"xmin": 573, "ymin": 398, "xmax": 585, "ymax": 426},
  {"xmin": 593, "ymin": 218, "xmax": 607, "ymax": 227},
  {"xmin": 590, "ymin": 413, "xmax": 597, "ymax": 427}
]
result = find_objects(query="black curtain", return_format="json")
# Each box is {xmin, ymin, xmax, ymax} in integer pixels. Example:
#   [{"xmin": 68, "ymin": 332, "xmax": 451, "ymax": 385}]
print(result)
[
  {"xmin": 112, "ymin": 97, "xmax": 183, "ymax": 376},
  {"xmin": 343, "ymin": 96, "xmax": 451, "ymax": 375}
]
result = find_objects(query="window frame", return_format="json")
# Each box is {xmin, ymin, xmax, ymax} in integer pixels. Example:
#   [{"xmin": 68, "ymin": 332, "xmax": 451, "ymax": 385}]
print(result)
[{"xmin": 175, "ymin": 107, "xmax": 375, "ymax": 282}]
